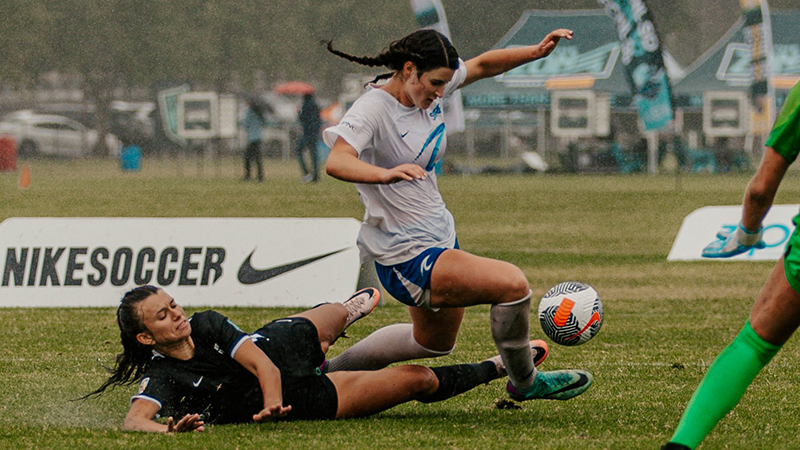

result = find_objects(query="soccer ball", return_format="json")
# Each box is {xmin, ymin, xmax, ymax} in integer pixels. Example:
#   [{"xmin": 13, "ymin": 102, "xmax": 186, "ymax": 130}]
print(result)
[{"xmin": 538, "ymin": 281, "xmax": 603, "ymax": 346}]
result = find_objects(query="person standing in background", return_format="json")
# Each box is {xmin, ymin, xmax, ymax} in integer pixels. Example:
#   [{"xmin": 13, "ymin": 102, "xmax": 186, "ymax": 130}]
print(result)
[
  {"xmin": 242, "ymin": 100, "xmax": 266, "ymax": 182},
  {"xmin": 295, "ymin": 93, "xmax": 322, "ymax": 183}
]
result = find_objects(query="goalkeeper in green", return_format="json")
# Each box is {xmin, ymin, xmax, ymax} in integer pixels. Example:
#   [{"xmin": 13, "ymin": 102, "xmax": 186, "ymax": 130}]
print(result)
[{"xmin": 663, "ymin": 80, "xmax": 800, "ymax": 450}]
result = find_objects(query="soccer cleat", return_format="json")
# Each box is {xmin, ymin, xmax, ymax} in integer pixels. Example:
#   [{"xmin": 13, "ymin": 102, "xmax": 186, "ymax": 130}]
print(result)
[
  {"xmin": 342, "ymin": 287, "xmax": 381, "ymax": 331},
  {"xmin": 660, "ymin": 444, "xmax": 691, "ymax": 450},
  {"xmin": 507, "ymin": 369, "xmax": 593, "ymax": 401},
  {"xmin": 486, "ymin": 339, "xmax": 549, "ymax": 377}
]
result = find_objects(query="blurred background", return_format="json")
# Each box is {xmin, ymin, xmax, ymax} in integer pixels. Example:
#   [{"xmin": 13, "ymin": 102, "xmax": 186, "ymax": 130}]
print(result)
[{"xmin": 0, "ymin": 0, "xmax": 798, "ymax": 175}]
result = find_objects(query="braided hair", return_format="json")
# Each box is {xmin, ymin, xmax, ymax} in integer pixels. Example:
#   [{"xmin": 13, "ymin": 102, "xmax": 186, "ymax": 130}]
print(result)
[
  {"xmin": 81, "ymin": 285, "xmax": 159, "ymax": 399},
  {"xmin": 323, "ymin": 29, "xmax": 460, "ymax": 84}
]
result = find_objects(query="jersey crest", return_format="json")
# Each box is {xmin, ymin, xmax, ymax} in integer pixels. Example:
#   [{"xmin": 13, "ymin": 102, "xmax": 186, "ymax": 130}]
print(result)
[{"xmin": 429, "ymin": 104, "xmax": 442, "ymax": 120}]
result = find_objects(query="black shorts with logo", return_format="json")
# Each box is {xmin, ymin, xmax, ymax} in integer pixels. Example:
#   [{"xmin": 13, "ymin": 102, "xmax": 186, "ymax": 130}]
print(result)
[{"xmin": 253, "ymin": 317, "xmax": 338, "ymax": 420}]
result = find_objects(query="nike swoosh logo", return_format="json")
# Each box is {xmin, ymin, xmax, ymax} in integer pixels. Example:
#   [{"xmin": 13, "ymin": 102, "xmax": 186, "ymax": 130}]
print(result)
[
  {"xmin": 192, "ymin": 376, "xmax": 203, "ymax": 388},
  {"xmin": 400, "ymin": 131, "xmax": 409, "ymax": 138},
  {"xmin": 237, "ymin": 248, "xmax": 347, "ymax": 285}
]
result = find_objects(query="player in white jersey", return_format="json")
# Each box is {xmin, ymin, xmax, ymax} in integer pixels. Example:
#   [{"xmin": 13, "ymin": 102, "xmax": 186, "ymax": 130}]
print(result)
[{"xmin": 322, "ymin": 29, "xmax": 592, "ymax": 402}]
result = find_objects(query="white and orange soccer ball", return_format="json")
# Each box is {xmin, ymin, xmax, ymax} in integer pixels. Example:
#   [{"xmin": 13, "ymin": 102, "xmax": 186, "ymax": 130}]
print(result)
[{"xmin": 538, "ymin": 281, "xmax": 603, "ymax": 346}]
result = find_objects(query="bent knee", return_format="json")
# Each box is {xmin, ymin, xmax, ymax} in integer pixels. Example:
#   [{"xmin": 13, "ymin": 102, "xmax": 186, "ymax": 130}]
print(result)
[
  {"xmin": 403, "ymin": 366, "xmax": 439, "ymax": 398},
  {"xmin": 499, "ymin": 266, "xmax": 530, "ymax": 303}
]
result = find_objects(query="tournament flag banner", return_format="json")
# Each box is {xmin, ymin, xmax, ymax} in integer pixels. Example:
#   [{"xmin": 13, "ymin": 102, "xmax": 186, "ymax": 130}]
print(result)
[
  {"xmin": 597, "ymin": 0, "xmax": 674, "ymax": 131},
  {"xmin": 668, "ymin": 205, "xmax": 798, "ymax": 261},
  {"xmin": 409, "ymin": 0, "xmax": 465, "ymax": 134},
  {"xmin": 157, "ymin": 84, "xmax": 190, "ymax": 146},
  {"xmin": 740, "ymin": 0, "xmax": 775, "ymax": 135},
  {"xmin": 0, "ymin": 217, "xmax": 361, "ymax": 307}
]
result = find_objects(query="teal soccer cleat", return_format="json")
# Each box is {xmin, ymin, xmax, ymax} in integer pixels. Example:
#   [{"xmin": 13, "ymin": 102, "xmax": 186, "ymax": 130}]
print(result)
[{"xmin": 507, "ymin": 369, "xmax": 593, "ymax": 401}]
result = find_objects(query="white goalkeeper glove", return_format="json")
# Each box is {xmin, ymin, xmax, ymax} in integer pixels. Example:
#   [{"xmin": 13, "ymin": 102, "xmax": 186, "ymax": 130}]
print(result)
[{"xmin": 701, "ymin": 223, "xmax": 766, "ymax": 258}]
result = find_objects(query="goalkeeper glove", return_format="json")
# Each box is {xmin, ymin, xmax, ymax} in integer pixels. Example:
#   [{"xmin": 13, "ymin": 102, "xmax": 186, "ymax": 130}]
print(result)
[{"xmin": 701, "ymin": 223, "xmax": 765, "ymax": 258}]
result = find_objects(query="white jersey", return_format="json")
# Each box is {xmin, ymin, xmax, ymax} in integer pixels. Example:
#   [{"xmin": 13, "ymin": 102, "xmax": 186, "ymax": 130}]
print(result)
[{"xmin": 323, "ymin": 60, "xmax": 468, "ymax": 265}]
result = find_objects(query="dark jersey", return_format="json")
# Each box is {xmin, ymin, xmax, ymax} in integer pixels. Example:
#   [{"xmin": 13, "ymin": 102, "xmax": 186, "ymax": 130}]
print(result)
[
  {"xmin": 132, "ymin": 312, "xmax": 339, "ymax": 424},
  {"xmin": 132, "ymin": 311, "xmax": 262, "ymax": 424}
]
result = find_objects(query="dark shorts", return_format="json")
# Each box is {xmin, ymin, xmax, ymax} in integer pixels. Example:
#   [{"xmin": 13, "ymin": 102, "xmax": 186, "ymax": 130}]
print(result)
[{"xmin": 253, "ymin": 317, "xmax": 338, "ymax": 421}]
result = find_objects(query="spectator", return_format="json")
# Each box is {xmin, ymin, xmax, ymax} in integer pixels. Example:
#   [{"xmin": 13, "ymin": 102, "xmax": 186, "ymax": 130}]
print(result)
[
  {"xmin": 242, "ymin": 100, "xmax": 266, "ymax": 182},
  {"xmin": 295, "ymin": 93, "xmax": 322, "ymax": 183}
]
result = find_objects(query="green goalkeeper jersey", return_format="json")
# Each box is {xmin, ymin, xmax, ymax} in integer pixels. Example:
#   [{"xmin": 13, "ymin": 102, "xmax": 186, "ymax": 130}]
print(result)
[{"xmin": 767, "ymin": 80, "xmax": 800, "ymax": 163}]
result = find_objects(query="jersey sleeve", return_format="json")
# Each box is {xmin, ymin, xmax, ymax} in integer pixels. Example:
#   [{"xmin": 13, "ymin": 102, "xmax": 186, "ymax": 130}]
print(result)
[
  {"xmin": 130, "ymin": 369, "xmax": 175, "ymax": 415},
  {"xmin": 322, "ymin": 94, "xmax": 381, "ymax": 155},
  {"xmin": 444, "ymin": 58, "xmax": 467, "ymax": 98},
  {"xmin": 193, "ymin": 311, "xmax": 249, "ymax": 358},
  {"xmin": 766, "ymin": 81, "xmax": 800, "ymax": 163}
]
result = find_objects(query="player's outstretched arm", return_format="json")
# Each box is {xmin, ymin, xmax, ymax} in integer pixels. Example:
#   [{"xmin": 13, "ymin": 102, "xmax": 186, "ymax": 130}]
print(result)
[
  {"xmin": 123, "ymin": 399, "xmax": 204, "ymax": 433},
  {"xmin": 460, "ymin": 28, "xmax": 573, "ymax": 88},
  {"xmin": 232, "ymin": 339, "xmax": 291, "ymax": 422}
]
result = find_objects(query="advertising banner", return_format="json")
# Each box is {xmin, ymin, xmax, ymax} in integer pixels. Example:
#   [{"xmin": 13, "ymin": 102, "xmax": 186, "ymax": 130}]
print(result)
[
  {"xmin": 668, "ymin": 205, "xmax": 798, "ymax": 261},
  {"xmin": 0, "ymin": 218, "xmax": 361, "ymax": 307},
  {"xmin": 409, "ymin": 0, "xmax": 465, "ymax": 134},
  {"xmin": 739, "ymin": 0, "xmax": 775, "ymax": 135},
  {"xmin": 597, "ymin": 0, "xmax": 674, "ymax": 131}
]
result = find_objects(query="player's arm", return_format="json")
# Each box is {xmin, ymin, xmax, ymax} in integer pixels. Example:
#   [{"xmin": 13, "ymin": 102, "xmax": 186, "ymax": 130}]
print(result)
[
  {"xmin": 741, "ymin": 146, "xmax": 790, "ymax": 230},
  {"xmin": 232, "ymin": 338, "xmax": 292, "ymax": 422},
  {"xmin": 123, "ymin": 398, "xmax": 204, "ymax": 433},
  {"xmin": 460, "ymin": 29, "xmax": 573, "ymax": 88},
  {"xmin": 326, "ymin": 137, "xmax": 427, "ymax": 184},
  {"xmin": 702, "ymin": 147, "xmax": 789, "ymax": 258}
]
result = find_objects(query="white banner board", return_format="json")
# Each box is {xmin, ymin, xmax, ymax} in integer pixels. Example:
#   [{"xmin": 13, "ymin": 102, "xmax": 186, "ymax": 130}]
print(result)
[
  {"xmin": 668, "ymin": 205, "xmax": 799, "ymax": 261},
  {"xmin": 0, "ymin": 218, "xmax": 361, "ymax": 307}
]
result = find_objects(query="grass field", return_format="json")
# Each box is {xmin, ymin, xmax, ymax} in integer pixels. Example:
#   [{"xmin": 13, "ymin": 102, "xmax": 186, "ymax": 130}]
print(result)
[{"xmin": 1, "ymin": 156, "xmax": 799, "ymax": 449}]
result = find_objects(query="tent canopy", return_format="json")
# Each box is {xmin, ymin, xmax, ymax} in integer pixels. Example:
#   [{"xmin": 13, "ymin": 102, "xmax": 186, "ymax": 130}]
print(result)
[
  {"xmin": 673, "ymin": 10, "xmax": 800, "ymax": 105},
  {"xmin": 460, "ymin": 9, "xmax": 682, "ymax": 110}
]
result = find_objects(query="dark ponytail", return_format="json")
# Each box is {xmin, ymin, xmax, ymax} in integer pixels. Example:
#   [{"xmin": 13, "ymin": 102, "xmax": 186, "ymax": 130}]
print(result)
[
  {"xmin": 322, "ymin": 29, "xmax": 460, "ymax": 84},
  {"xmin": 81, "ymin": 285, "xmax": 159, "ymax": 399}
]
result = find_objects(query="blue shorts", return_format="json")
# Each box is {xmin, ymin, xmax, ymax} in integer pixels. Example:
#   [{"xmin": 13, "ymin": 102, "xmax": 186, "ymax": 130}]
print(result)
[{"xmin": 375, "ymin": 240, "xmax": 459, "ymax": 309}]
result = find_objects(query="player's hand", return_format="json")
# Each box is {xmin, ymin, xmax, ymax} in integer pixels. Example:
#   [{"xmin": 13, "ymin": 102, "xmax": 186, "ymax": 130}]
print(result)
[
  {"xmin": 381, "ymin": 164, "xmax": 427, "ymax": 184},
  {"xmin": 167, "ymin": 414, "xmax": 205, "ymax": 433},
  {"xmin": 702, "ymin": 223, "xmax": 765, "ymax": 258},
  {"xmin": 252, "ymin": 403, "xmax": 292, "ymax": 423},
  {"xmin": 537, "ymin": 29, "xmax": 573, "ymax": 58}
]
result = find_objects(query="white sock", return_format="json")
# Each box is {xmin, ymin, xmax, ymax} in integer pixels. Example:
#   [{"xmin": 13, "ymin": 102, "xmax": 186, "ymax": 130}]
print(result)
[
  {"xmin": 326, "ymin": 323, "xmax": 453, "ymax": 371},
  {"xmin": 490, "ymin": 291, "xmax": 535, "ymax": 391}
]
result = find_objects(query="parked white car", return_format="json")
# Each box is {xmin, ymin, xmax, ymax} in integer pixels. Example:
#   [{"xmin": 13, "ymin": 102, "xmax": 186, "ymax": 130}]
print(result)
[{"xmin": 0, "ymin": 111, "xmax": 120, "ymax": 157}]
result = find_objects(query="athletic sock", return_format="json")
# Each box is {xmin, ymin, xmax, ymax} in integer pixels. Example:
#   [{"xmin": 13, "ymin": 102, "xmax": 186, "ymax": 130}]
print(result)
[
  {"xmin": 490, "ymin": 291, "xmax": 536, "ymax": 391},
  {"xmin": 670, "ymin": 320, "xmax": 782, "ymax": 449},
  {"xmin": 326, "ymin": 323, "xmax": 452, "ymax": 371},
  {"xmin": 419, "ymin": 361, "xmax": 499, "ymax": 403}
]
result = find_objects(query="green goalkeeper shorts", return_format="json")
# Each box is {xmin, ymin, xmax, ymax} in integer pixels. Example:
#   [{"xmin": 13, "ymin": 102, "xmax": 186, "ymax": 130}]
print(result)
[{"xmin": 783, "ymin": 213, "xmax": 800, "ymax": 294}]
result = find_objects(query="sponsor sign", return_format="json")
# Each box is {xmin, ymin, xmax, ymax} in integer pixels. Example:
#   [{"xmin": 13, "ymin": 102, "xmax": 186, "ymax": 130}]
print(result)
[
  {"xmin": 668, "ymin": 205, "xmax": 798, "ymax": 261},
  {"xmin": 498, "ymin": 43, "xmax": 619, "ymax": 88},
  {"xmin": 0, "ymin": 218, "xmax": 361, "ymax": 307},
  {"xmin": 156, "ymin": 84, "xmax": 190, "ymax": 146}
]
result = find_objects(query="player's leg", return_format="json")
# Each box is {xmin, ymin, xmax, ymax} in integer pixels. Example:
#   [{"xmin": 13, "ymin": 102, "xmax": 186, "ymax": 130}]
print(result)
[
  {"xmin": 290, "ymin": 288, "xmax": 381, "ymax": 354},
  {"xmin": 326, "ymin": 307, "xmax": 462, "ymax": 371},
  {"xmin": 431, "ymin": 249, "xmax": 592, "ymax": 399},
  {"xmin": 328, "ymin": 359, "xmax": 500, "ymax": 419},
  {"xmin": 665, "ymin": 257, "xmax": 800, "ymax": 450}
]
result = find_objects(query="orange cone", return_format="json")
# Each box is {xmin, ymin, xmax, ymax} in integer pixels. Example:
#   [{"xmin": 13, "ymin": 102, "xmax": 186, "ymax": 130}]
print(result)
[{"xmin": 18, "ymin": 164, "xmax": 30, "ymax": 189}]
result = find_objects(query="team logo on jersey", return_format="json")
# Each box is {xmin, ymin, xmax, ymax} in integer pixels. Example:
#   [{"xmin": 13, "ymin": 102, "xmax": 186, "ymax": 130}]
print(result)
[
  {"xmin": 429, "ymin": 104, "xmax": 442, "ymax": 120},
  {"xmin": 138, "ymin": 377, "xmax": 150, "ymax": 394}
]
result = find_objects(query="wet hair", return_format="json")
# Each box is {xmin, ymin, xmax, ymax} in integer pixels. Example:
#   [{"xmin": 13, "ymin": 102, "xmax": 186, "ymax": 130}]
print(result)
[
  {"xmin": 81, "ymin": 285, "xmax": 159, "ymax": 399},
  {"xmin": 322, "ymin": 29, "xmax": 460, "ymax": 84}
]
